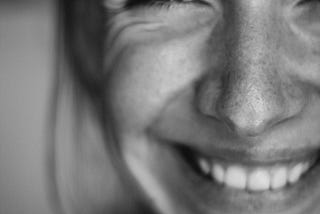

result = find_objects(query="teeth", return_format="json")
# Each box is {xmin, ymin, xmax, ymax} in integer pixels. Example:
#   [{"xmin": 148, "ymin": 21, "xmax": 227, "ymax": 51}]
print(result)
[
  {"xmin": 248, "ymin": 169, "xmax": 270, "ymax": 191},
  {"xmin": 198, "ymin": 158, "xmax": 210, "ymax": 175},
  {"xmin": 225, "ymin": 166, "xmax": 246, "ymax": 189},
  {"xmin": 212, "ymin": 164, "xmax": 224, "ymax": 183},
  {"xmin": 302, "ymin": 162, "xmax": 310, "ymax": 173},
  {"xmin": 288, "ymin": 163, "xmax": 304, "ymax": 184},
  {"xmin": 270, "ymin": 167, "xmax": 287, "ymax": 190},
  {"xmin": 197, "ymin": 158, "xmax": 313, "ymax": 192}
]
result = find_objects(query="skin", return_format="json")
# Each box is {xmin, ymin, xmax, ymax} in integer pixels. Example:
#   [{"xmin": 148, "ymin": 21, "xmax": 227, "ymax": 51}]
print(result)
[{"xmin": 102, "ymin": 0, "xmax": 320, "ymax": 213}]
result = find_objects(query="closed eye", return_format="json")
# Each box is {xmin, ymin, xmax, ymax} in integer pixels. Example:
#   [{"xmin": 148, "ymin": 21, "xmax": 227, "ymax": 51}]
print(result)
[
  {"xmin": 125, "ymin": 0, "xmax": 208, "ymax": 9},
  {"xmin": 297, "ymin": 0, "xmax": 320, "ymax": 5}
]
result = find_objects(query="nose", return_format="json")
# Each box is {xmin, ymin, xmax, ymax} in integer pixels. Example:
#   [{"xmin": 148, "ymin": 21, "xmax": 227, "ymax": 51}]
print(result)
[
  {"xmin": 216, "ymin": 66, "xmax": 286, "ymax": 136},
  {"xmin": 197, "ymin": 2, "xmax": 305, "ymax": 137}
]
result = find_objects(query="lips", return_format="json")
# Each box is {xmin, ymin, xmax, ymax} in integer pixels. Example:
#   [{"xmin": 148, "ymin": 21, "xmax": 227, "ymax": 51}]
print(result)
[
  {"xmin": 174, "ymin": 142, "xmax": 319, "ymax": 191},
  {"xmin": 144, "ymin": 96, "xmax": 320, "ymax": 213},
  {"xmin": 151, "ymin": 140, "xmax": 320, "ymax": 214}
]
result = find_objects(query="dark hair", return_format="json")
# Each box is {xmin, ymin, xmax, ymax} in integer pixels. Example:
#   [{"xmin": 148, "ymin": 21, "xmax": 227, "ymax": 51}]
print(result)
[
  {"xmin": 59, "ymin": 0, "xmax": 105, "ymax": 96},
  {"xmin": 52, "ymin": 1, "xmax": 158, "ymax": 214}
]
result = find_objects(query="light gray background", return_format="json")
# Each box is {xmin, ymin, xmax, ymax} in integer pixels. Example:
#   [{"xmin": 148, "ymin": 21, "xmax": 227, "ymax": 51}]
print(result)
[{"xmin": 0, "ymin": 0, "xmax": 55, "ymax": 213}]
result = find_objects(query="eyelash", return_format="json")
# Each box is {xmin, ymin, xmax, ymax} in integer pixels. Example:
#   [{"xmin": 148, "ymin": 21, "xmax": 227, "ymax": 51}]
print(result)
[
  {"xmin": 297, "ymin": 0, "xmax": 320, "ymax": 5},
  {"xmin": 124, "ymin": 0, "xmax": 319, "ymax": 10},
  {"xmin": 125, "ymin": 0, "xmax": 201, "ymax": 9}
]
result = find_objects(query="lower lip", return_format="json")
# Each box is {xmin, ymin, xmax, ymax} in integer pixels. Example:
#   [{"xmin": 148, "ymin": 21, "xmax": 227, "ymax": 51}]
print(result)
[{"xmin": 158, "ymin": 141, "xmax": 320, "ymax": 214}]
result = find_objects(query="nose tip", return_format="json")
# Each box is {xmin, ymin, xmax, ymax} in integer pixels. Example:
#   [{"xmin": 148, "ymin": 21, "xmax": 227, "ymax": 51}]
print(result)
[
  {"xmin": 215, "ymin": 76, "xmax": 286, "ymax": 137},
  {"xmin": 217, "ymin": 98, "xmax": 283, "ymax": 136}
]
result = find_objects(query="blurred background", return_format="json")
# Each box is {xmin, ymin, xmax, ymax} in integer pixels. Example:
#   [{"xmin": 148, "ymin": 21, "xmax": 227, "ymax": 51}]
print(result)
[{"xmin": 0, "ymin": 0, "xmax": 55, "ymax": 213}]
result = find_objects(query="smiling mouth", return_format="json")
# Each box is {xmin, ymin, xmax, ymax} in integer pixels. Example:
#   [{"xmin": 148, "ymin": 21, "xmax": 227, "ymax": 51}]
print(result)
[
  {"xmin": 176, "ymin": 145, "xmax": 319, "ymax": 193},
  {"xmin": 197, "ymin": 156, "xmax": 315, "ymax": 192}
]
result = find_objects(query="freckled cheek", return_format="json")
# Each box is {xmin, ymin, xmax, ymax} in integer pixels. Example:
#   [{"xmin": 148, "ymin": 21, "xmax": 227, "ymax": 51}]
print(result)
[{"xmin": 105, "ymin": 44, "xmax": 200, "ymax": 131}]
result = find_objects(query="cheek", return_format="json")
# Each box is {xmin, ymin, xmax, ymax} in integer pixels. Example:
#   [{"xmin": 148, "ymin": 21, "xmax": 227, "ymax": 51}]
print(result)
[
  {"xmin": 102, "ymin": 7, "xmax": 221, "ymax": 133},
  {"xmin": 105, "ymin": 41, "xmax": 205, "ymax": 133},
  {"xmin": 283, "ymin": 6, "xmax": 320, "ymax": 85}
]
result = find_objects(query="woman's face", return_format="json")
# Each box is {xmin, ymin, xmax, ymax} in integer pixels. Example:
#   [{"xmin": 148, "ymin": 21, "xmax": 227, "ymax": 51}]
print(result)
[{"xmin": 103, "ymin": 0, "xmax": 320, "ymax": 213}]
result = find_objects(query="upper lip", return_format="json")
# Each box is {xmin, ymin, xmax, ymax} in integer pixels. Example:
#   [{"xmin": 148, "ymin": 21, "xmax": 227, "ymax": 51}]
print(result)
[
  {"xmin": 175, "ymin": 143, "xmax": 320, "ymax": 166},
  {"xmin": 149, "ymin": 102, "xmax": 320, "ymax": 166},
  {"xmin": 149, "ymin": 120, "xmax": 320, "ymax": 166},
  {"xmin": 149, "ymin": 126, "xmax": 320, "ymax": 165}
]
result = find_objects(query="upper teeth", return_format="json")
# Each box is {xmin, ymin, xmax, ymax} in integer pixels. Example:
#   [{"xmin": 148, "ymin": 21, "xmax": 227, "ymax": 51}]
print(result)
[{"xmin": 198, "ymin": 157, "xmax": 312, "ymax": 192}]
